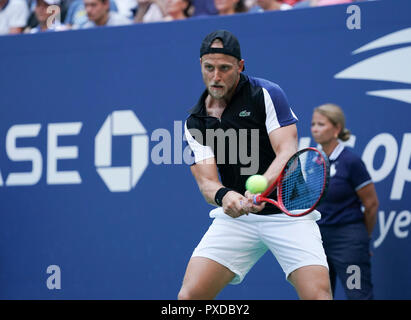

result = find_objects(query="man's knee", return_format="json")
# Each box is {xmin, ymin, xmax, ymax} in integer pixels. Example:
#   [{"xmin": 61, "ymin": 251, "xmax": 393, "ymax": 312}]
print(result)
[
  {"xmin": 308, "ymin": 281, "xmax": 333, "ymax": 300},
  {"xmin": 177, "ymin": 287, "xmax": 191, "ymax": 300},
  {"xmin": 289, "ymin": 265, "xmax": 333, "ymax": 300},
  {"xmin": 178, "ymin": 286, "xmax": 212, "ymax": 300},
  {"xmin": 296, "ymin": 277, "xmax": 332, "ymax": 300}
]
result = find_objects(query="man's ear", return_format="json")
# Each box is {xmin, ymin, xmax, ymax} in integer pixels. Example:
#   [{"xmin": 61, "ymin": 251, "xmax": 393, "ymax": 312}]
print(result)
[{"xmin": 239, "ymin": 59, "xmax": 245, "ymax": 72}]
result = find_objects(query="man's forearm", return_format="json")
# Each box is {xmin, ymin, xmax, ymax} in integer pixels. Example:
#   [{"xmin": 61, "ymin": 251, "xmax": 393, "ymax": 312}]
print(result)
[
  {"xmin": 263, "ymin": 149, "xmax": 295, "ymax": 187},
  {"xmin": 198, "ymin": 179, "xmax": 225, "ymax": 206}
]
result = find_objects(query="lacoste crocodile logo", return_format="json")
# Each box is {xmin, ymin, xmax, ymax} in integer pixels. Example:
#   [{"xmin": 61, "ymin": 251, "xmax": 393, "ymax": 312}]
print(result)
[{"xmin": 239, "ymin": 110, "xmax": 251, "ymax": 117}]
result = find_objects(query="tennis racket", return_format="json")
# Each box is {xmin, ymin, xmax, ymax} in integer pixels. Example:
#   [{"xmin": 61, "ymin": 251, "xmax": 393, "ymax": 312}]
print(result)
[{"xmin": 253, "ymin": 147, "xmax": 330, "ymax": 217}]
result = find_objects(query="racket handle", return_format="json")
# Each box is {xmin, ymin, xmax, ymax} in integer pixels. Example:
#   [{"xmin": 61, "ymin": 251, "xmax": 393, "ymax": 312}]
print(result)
[{"xmin": 253, "ymin": 195, "xmax": 261, "ymax": 205}]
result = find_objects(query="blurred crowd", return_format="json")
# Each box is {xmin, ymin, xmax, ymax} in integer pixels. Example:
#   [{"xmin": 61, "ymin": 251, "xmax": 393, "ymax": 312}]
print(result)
[{"xmin": 0, "ymin": 0, "xmax": 374, "ymax": 35}]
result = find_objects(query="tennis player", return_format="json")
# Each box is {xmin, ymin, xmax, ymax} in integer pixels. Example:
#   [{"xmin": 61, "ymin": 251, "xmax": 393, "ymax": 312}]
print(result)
[{"xmin": 178, "ymin": 30, "xmax": 332, "ymax": 300}]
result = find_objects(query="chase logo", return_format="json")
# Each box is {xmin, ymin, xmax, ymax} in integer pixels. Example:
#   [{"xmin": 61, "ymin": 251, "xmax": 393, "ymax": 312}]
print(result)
[
  {"xmin": 95, "ymin": 110, "xmax": 149, "ymax": 192},
  {"xmin": 335, "ymin": 27, "xmax": 411, "ymax": 104},
  {"xmin": 0, "ymin": 110, "xmax": 149, "ymax": 192}
]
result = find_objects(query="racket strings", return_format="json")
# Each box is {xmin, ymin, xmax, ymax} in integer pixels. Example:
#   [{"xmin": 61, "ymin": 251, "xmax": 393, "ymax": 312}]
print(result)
[{"xmin": 280, "ymin": 152, "xmax": 326, "ymax": 211}]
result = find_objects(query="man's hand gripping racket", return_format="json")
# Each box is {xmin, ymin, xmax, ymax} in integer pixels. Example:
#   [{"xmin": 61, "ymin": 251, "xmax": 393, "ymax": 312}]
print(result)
[{"xmin": 249, "ymin": 147, "xmax": 330, "ymax": 217}]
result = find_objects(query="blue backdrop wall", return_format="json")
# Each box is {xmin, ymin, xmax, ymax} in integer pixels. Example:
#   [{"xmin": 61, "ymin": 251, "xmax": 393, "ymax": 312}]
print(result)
[{"xmin": 0, "ymin": 0, "xmax": 410, "ymax": 299}]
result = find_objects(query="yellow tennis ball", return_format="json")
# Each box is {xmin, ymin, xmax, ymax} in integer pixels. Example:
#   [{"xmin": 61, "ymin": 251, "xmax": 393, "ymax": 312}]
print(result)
[{"xmin": 245, "ymin": 175, "xmax": 268, "ymax": 194}]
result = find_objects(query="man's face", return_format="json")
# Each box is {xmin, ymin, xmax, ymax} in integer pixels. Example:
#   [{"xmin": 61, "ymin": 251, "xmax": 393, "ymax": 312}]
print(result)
[
  {"xmin": 256, "ymin": 0, "xmax": 271, "ymax": 10},
  {"xmin": 214, "ymin": 0, "xmax": 238, "ymax": 13},
  {"xmin": 165, "ymin": 0, "xmax": 187, "ymax": 15},
  {"xmin": 201, "ymin": 53, "xmax": 243, "ymax": 100},
  {"xmin": 35, "ymin": 0, "xmax": 51, "ymax": 24},
  {"xmin": 84, "ymin": 0, "xmax": 109, "ymax": 22}
]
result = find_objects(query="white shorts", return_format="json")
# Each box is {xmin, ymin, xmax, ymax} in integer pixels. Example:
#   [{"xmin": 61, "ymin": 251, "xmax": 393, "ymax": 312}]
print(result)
[{"xmin": 192, "ymin": 207, "xmax": 328, "ymax": 284}]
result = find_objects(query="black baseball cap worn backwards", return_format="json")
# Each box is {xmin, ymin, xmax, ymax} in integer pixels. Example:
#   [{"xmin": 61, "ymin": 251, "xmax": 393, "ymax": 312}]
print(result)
[{"xmin": 200, "ymin": 30, "xmax": 242, "ymax": 61}]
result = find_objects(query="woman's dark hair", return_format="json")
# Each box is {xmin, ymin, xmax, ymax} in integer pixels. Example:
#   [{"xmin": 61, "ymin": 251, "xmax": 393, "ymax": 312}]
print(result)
[
  {"xmin": 235, "ymin": 0, "xmax": 248, "ymax": 13},
  {"xmin": 183, "ymin": 0, "xmax": 193, "ymax": 17}
]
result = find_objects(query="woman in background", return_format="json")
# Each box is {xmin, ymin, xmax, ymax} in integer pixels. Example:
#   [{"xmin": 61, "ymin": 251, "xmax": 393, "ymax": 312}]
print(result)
[
  {"xmin": 311, "ymin": 103, "xmax": 379, "ymax": 299},
  {"xmin": 163, "ymin": 0, "xmax": 192, "ymax": 21},
  {"xmin": 214, "ymin": 0, "xmax": 248, "ymax": 15}
]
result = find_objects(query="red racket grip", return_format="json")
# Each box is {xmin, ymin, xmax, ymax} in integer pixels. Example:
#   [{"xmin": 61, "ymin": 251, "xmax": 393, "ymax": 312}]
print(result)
[{"xmin": 253, "ymin": 195, "xmax": 262, "ymax": 205}]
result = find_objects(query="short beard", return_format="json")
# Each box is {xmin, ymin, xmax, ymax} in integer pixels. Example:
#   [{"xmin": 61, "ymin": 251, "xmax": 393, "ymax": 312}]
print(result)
[
  {"xmin": 208, "ymin": 88, "xmax": 225, "ymax": 100},
  {"xmin": 208, "ymin": 82, "xmax": 237, "ymax": 100}
]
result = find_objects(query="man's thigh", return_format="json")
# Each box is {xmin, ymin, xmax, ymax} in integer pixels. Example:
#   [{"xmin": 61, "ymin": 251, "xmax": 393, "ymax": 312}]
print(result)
[
  {"xmin": 191, "ymin": 216, "xmax": 267, "ymax": 284},
  {"xmin": 178, "ymin": 257, "xmax": 236, "ymax": 300},
  {"xmin": 260, "ymin": 216, "xmax": 329, "ymax": 279}
]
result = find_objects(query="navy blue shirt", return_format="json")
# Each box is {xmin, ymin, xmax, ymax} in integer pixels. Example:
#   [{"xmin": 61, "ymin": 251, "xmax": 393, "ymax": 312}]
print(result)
[{"xmin": 317, "ymin": 144, "xmax": 372, "ymax": 226}]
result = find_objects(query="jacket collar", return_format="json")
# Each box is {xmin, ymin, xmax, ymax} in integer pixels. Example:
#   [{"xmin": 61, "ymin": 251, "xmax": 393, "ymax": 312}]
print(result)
[{"xmin": 329, "ymin": 143, "xmax": 345, "ymax": 161}]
